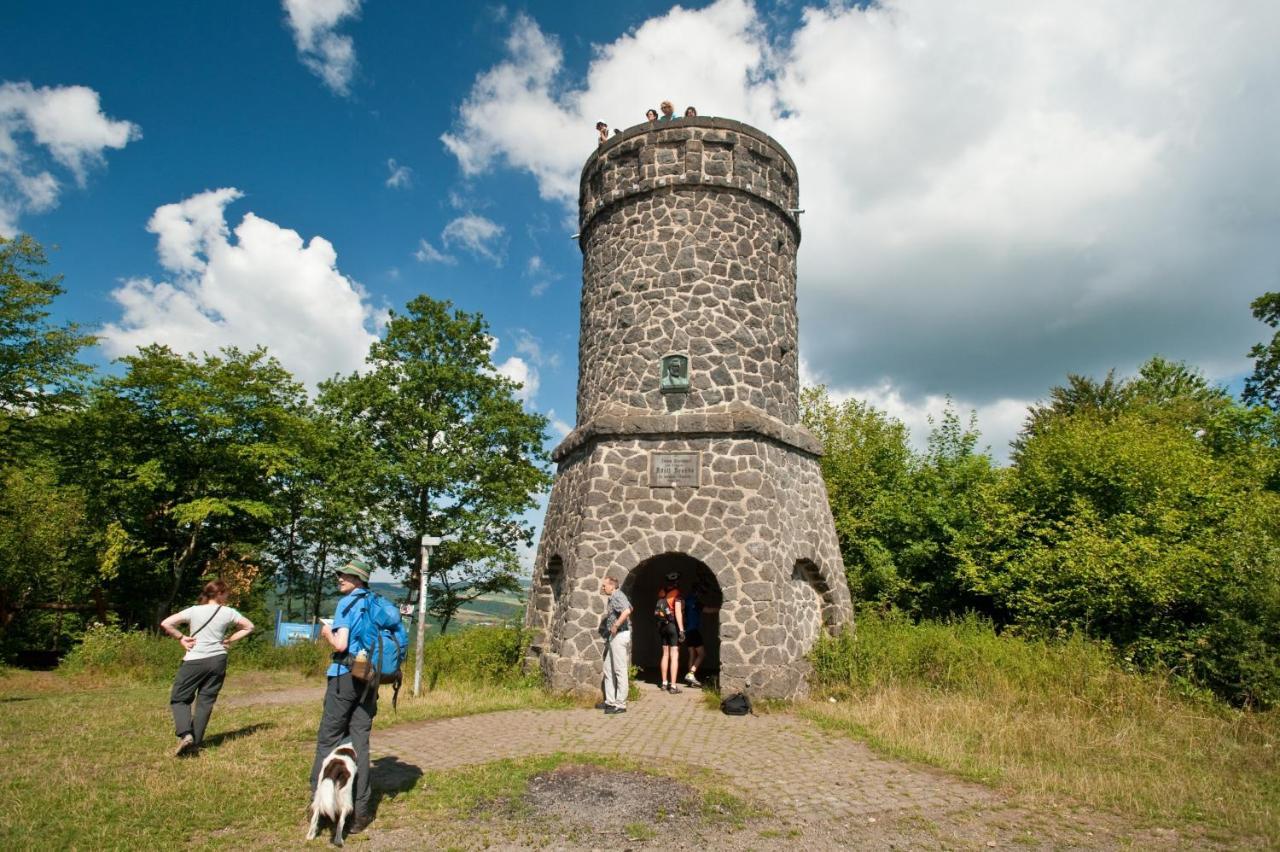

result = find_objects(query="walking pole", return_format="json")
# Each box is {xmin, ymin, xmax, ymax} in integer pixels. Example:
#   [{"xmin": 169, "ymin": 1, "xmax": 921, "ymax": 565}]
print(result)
[{"xmin": 412, "ymin": 535, "xmax": 441, "ymax": 698}]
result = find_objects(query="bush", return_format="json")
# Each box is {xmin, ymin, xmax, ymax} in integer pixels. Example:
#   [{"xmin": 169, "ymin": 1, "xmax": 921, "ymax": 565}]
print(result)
[
  {"xmin": 414, "ymin": 623, "xmax": 533, "ymax": 688},
  {"xmin": 811, "ymin": 608, "xmax": 1181, "ymax": 707},
  {"xmin": 960, "ymin": 413, "xmax": 1280, "ymax": 707},
  {"xmin": 60, "ymin": 622, "xmax": 329, "ymax": 681}
]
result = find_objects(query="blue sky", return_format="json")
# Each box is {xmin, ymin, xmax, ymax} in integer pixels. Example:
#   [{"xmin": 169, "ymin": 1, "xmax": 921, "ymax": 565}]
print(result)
[{"xmin": 4, "ymin": 0, "xmax": 1279, "ymax": 479}]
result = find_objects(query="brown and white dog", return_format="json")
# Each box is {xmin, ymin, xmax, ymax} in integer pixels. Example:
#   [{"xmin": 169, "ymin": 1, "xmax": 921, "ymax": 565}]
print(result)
[{"xmin": 307, "ymin": 743, "xmax": 358, "ymax": 846}]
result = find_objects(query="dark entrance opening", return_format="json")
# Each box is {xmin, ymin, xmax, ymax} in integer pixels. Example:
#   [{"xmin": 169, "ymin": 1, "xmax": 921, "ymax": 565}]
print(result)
[{"xmin": 622, "ymin": 553, "xmax": 722, "ymax": 685}]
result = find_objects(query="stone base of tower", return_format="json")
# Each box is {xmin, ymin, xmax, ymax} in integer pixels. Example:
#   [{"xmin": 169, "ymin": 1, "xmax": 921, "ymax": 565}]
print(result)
[{"xmin": 524, "ymin": 424, "xmax": 852, "ymax": 700}]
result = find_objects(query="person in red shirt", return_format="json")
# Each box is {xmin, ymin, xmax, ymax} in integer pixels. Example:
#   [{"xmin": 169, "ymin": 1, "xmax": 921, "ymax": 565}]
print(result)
[{"xmin": 654, "ymin": 572, "xmax": 685, "ymax": 693}]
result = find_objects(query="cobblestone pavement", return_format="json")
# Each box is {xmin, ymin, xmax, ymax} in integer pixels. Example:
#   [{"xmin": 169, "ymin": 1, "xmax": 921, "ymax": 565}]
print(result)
[{"xmin": 374, "ymin": 684, "xmax": 998, "ymax": 825}]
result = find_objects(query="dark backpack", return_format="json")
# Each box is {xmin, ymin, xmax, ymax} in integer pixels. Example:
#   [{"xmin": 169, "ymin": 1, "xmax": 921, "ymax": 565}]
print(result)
[
  {"xmin": 720, "ymin": 692, "xmax": 752, "ymax": 716},
  {"xmin": 654, "ymin": 596, "xmax": 672, "ymax": 622}
]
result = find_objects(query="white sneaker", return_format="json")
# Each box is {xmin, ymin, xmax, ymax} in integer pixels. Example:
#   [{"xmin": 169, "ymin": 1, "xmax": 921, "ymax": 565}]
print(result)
[
  {"xmin": 684, "ymin": 672, "xmax": 701, "ymax": 687},
  {"xmin": 173, "ymin": 734, "xmax": 195, "ymax": 757}
]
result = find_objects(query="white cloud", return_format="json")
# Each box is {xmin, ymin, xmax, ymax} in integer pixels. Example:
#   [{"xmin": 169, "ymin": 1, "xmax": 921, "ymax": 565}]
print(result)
[
  {"xmin": 804, "ymin": 357, "xmax": 1028, "ymax": 463},
  {"xmin": 282, "ymin": 0, "xmax": 362, "ymax": 96},
  {"xmin": 488, "ymin": 334, "xmax": 540, "ymax": 404},
  {"xmin": 513, "ymin": 329, "xmax": 560, "ymax": 370},
  {"xmin": 545, "ymin": 408, "xmax": 573, "ymax": 439},
  {"xmin": 0, "ymin": 81, "xmax": 139, "ymax": 235},
  {"xmin": 100, "ymin": 188, "xmax": 379, "ymax": 386},
  {"xmin": 495, "ymin": 355, "xmax": 539, "ymax": 403},
  {"xmin": 441, "ymin": 213, "xmax": 506, "ymax": 265},
  {"xmin": 385, "ymin": 157, "xmax": 412, "ymax": 189},
  {"xmin": 414, "ymin": 237, "xmax": 455, "ymax": 265},
  {"xmin": 442, "ymin": 0, "xmax": 1280, "ymax": 411},
  {"xmin": 524, "ymin": 253, "xmax": 558, "ymax": 296}
]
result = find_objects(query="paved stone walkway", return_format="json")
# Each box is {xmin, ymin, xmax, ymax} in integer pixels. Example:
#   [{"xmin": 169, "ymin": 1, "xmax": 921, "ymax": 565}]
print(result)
[{"xmin": 373, "ymin": 685, "xmax": 998, "ymax": 824}]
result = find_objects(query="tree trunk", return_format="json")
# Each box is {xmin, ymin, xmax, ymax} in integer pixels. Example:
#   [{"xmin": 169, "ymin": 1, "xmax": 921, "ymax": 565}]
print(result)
[{"xmin": 158, "ymin": 525, "xmax": 201, "ymax": 626}]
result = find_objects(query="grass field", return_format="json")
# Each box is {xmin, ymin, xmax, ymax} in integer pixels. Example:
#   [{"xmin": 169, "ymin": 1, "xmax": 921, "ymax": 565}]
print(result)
[
  {"xmin": 0, "ymin": 667, "xmax": 574, "ymax": 849},
  {"xmin": 0, "ymin": 665, "xmax": 758, "ymax": 850},
  {"xmin": 3, "ymin": 617, "xmax": 1276, "ymax": 847},
  {"xmin": 806, "ymin": 612, "xmax": 1280, "ymax": 844}
]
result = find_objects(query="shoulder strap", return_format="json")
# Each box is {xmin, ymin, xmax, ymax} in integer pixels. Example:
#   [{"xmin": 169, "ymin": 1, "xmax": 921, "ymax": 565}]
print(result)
[
  {"xmin": 191, "ymin": 605, "xmax": 223, "ymax": 637},
  {"xmin": 339, "ymin": 589, "xmax": 368, "ymax": 619}
]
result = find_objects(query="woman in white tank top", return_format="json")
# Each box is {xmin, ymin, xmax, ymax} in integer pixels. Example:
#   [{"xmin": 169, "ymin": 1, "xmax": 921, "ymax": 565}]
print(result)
[{"xmin": 159, "ymin": 580, "xmax": 254, "ymax": 756}]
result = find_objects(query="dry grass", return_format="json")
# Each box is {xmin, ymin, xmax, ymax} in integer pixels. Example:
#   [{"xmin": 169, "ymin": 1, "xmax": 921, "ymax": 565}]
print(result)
[{"xmin": 805, "ymin": 614, "xmax": 1280, "ymax": 843}]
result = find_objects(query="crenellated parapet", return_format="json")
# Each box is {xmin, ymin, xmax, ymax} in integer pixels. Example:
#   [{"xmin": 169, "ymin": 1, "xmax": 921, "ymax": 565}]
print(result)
[{"xmin": 579, "ymin": 118, "xmax": 801, "ymax": 243}]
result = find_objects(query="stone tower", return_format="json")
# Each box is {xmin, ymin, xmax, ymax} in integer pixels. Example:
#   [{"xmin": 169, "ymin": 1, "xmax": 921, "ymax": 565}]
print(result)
[{"xmin": 524, "ymin": 117, "xmax": 852, "ymax": 698}]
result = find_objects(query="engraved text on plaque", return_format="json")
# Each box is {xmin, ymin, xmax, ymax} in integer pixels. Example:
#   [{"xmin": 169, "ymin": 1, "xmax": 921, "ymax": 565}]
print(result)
[{"xmin": 650, "ymin": 451, "xmax": 701, "ymax": 487}]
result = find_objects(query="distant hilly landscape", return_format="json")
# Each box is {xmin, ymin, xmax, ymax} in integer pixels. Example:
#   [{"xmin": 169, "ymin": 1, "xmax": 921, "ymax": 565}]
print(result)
[{"xmin": 272, "ymin": 576, "xmax": 530, "ymax": 633}]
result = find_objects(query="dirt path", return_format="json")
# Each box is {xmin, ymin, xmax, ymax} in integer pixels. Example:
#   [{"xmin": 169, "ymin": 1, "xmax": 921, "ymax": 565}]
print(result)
[
  {"xmin": 212, "ymin": 680, "xmax": 1219, "ymax": 847},
  {"xmin": 220, "ymin": 684, "xmax": 323, "ymax": 708},
  {"xmin": 369, "ymin": 686, "xmax": 1212, "ymax": 849}
]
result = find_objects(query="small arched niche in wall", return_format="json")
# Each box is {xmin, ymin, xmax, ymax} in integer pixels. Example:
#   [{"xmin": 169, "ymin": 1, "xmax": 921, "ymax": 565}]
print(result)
[{"xmin": 792, "ymin": 559, "xmax": 839, "ymax": 636}]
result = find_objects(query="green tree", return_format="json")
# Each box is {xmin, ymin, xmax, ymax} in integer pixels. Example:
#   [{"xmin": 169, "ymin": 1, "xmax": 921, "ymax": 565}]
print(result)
[
  {"xmin": 801, "ymin": 385, "xmax": 912, "ymax": 603},
  {"xmin": 889, "ymin": 405, "xmax": 999, "ymax": 618},
  {"xmin": 269, "ymin": 407, "xmax": 381, "ymax": 620},
  {"xmin": 802, "ymin": 387, "xmax": 996, "ymax": 617},
  {"xmin": 1015, "ymin": 357, "xmax": 1229, "ymax": 457},
  {"xmin": 0, "ymin": 234, "xmax": 94, "ymax": 460},
  {"xmin": 64, "ymin": 345, "xmax": 310, "ymax": 625},
  {"xmin": 319, "ymin": 296, "xmax": 550, "ymax": 633},
  {"xmin": 1244, "ymin": 291, "xmax": 1280, "ymax": 411},
  {"xmin": 0, "ymin": 462, "xmax": 98, "ymax": 655},
  {"xmin": 961, "ymin": 393, "xmax": 1280, "ymax": 706}
]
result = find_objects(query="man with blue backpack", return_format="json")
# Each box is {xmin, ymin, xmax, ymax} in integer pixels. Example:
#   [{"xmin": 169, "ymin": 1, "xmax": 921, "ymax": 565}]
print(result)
[{"xmin": 311, "ymin": 559, "xmax": 408, "ymax": 835}]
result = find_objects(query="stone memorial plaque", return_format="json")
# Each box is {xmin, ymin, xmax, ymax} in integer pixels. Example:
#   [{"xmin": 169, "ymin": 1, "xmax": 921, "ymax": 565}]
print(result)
[{"xmin": 650, "ymin": 451, "xmax": 701, "ymax": 487}]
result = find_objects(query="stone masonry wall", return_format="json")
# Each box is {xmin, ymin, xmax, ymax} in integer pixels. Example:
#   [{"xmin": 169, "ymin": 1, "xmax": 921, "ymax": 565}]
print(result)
[
  {"xmin": 524, "ymin": 118, "xmax": 853, "ymax": 699},
  {"xmin": 525, "ymin": 435, "xmax": 851, "ymax": 698},
  {"xmin": 576, "ymin": 120, "xmax": 802, "ymax": 426}
]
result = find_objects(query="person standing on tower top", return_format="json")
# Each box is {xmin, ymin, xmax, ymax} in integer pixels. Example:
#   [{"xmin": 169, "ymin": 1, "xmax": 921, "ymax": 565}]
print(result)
[{"xmin": 657, "ymin": 100, "xmax": 676, "ymax": 122}]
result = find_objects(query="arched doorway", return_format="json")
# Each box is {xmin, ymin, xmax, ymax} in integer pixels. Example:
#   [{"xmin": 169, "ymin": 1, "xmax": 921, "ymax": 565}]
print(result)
[{"xmin": 622, "ymin": 553, "xmax": 722, "ymax": 685}]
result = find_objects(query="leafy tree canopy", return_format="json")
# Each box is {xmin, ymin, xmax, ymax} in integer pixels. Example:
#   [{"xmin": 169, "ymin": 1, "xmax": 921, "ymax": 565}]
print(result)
[
  {"xmin": 319, "ymin": 296, "xmax": 551, "ymax": 632},
  {"xmin": 1245, "ymin": 291, "xmax": 1280, "ymax": 411},
  {"xmin": 63, "ymin": 345, "xmax": 311, "ymax": 625},
  {"xmin": 0, "ymin": 235, "xmax": 94, "ymax": 460}
]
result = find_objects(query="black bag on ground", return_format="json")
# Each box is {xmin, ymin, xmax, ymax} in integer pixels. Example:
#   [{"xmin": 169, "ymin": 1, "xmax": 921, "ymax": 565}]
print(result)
[{"xmin": 720, "ymin": 692, "xmax": 751, "ymax": 716}]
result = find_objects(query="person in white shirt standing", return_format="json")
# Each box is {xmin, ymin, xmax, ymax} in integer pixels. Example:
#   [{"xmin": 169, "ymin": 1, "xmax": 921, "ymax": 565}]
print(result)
[{"xmin": 160, "ymin": 579, "xmax": 254, "ymax": 756}]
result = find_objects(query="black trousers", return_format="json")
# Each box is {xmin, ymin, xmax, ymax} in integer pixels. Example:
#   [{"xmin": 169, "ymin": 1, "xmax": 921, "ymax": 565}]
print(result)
[
  {"xmin": 169, "ymin": 654, "xmax": 228, "ymax": 745},
  {"xmin": 310, "ymin": 673, "xmax": 378, "ymax": 816}
]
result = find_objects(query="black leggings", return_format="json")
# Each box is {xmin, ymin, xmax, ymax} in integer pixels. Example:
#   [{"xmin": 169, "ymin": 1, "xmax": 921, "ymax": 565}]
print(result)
[{"xmin": 169, "ymin": 654, "xmax": 228, "ymax": 745}]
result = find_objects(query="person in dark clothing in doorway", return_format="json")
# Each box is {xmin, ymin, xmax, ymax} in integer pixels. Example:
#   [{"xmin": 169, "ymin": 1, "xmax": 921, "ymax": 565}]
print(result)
[{"xmin": 682, "ymin": 580, "xmax": 718, "ymax": 687}]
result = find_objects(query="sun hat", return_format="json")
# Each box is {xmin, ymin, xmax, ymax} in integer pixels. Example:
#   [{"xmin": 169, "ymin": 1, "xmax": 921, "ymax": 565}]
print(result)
[{"xmin": 338, "ymin": 559, "xmax": 371, "ymax": 583}]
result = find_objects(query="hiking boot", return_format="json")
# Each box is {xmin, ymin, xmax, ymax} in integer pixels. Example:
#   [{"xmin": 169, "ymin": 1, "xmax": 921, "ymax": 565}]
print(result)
[
  {"xmin": 683, "ymin": 672, "xmax": 701, "ymax": 688},
  {"xmin": 604, "ymin": 705, "xmax": 627, "ymax": 714},
  {"xmin": 173, "ymin": 734, "xmax": 195, "ymax": 757},
  {"xmin": 666, "ymin": 684, "xmax": 682, "ymax": 694}
]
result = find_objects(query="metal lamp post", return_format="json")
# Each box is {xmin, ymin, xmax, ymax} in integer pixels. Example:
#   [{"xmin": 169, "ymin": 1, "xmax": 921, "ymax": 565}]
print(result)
[{"xmin": 413, "ymin": 534, "xmax": 442, "ymax": 697}]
